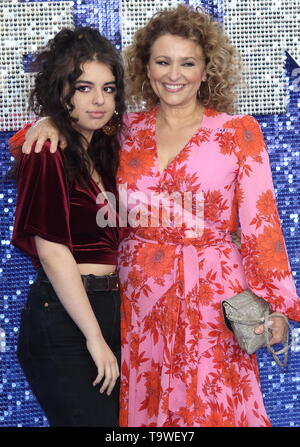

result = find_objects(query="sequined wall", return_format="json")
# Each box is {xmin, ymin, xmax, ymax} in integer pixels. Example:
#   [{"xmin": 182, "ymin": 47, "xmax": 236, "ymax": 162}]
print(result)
[{"xmin": 0, "ymin": 0, "xmax": 299, "ymax": 427}]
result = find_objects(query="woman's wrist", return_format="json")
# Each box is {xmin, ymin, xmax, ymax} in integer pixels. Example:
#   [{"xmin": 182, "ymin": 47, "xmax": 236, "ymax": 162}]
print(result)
[
  {"xmin": 32, "ymin": 116, "xmax": 50, "ymax": 129},
  {"xmin": 86, "ymin": 331, "xmax": 105, "ymax": 343}
]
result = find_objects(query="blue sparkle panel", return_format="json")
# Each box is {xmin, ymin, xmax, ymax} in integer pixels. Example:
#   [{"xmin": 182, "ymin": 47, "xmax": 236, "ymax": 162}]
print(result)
[{"xmin": 0, "ymin": 0, "xmax": 300, "ymax": 428}]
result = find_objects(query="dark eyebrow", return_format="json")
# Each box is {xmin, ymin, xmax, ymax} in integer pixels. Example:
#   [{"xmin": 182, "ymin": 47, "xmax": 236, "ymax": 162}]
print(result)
[{"xmin": 75, "ymin": 80, "xmax": 116, "ymax": 85}]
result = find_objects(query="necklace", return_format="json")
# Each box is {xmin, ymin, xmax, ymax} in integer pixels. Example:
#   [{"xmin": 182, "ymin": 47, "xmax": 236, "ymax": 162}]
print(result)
[{"xmin": 91, "ymin": 169, "xmax": 104, "ymax": 191}]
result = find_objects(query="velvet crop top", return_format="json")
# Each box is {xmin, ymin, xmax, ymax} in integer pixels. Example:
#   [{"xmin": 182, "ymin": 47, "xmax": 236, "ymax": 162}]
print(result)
[{"xmin": 12, "ymin": 142, "xmax": 126, "ymax": 268}]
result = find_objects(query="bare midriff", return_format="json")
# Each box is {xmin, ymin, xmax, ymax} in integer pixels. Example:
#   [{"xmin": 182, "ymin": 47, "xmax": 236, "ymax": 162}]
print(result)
[{"xmin": 77, "ymin": 263, "xmax": 116, "ymax": 276}]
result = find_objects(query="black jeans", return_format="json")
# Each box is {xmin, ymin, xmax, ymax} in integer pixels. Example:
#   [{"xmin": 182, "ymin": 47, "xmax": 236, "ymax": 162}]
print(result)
[{"xmin": 17, "ymin": 271, "xmax": 121, "ymax": 427}]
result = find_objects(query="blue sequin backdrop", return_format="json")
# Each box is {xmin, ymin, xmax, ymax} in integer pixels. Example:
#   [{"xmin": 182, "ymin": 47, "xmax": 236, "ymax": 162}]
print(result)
[{"xmin": 0, "ymin": 0, "xmax": 299, "ymax": 427}]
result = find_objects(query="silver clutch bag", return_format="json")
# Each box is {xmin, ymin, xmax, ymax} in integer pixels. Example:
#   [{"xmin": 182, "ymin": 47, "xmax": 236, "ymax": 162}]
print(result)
[{"xmin": 222, "ymin": 290, "xmax": 292, "ymax": 367}]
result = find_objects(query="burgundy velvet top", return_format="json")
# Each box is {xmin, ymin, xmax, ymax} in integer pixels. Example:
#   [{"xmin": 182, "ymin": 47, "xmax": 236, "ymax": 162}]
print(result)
[{"xmin": 12, "ymin": 142, "xmax": 124, "ymax": 268}]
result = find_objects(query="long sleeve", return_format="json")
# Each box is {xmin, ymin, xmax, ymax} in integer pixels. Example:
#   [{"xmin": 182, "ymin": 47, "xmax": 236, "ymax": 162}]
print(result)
[
  {"xmin": 8, "ymin": 123, "xmax": 34, "ymax": 160},
  {"xmin": 235, "ymin": 115, "xmax": 300, "ymax": 321}
]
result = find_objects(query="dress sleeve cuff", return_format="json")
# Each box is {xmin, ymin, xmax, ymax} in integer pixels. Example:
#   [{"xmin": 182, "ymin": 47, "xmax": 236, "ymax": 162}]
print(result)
[{"xmin": 8, "ymin": 123, "xmax": 35, "ymax": 160}]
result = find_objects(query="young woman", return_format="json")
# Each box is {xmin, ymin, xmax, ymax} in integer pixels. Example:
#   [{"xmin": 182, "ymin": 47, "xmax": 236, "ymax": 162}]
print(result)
[{"xmin": 11, "ymin": 27, "xmax": 126, "ymax": 427}]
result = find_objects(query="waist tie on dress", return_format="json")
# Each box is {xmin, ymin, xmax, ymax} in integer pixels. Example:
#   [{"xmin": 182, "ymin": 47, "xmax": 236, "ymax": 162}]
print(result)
[
  {"xmin": 133, "ymin": 228, "xmax": 231, "ymax": 299},
  {"xmin": 132, "ymin": 228, "xmax": 233, "ymax": 416}
]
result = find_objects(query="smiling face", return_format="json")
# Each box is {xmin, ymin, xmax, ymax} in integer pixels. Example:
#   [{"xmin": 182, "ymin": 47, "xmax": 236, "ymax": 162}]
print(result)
[
  {"xmin": 147, "ymin": 34, "xmax": 207, "ymax": 109},
  {"xmin": 68, "ymin": 60, "xmax": 116, "ymax": 143}
]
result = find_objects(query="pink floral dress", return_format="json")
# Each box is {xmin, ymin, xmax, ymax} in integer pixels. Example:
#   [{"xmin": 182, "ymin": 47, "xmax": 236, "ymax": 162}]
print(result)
[{"xmin": 117, "ymin": 107, "xmax": 300, "ymax": 427}]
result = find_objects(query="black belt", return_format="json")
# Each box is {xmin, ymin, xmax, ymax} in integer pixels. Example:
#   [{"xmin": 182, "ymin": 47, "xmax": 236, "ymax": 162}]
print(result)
[
  {"xmin": 81, "ymin": 274, "xmax": 119, "ymax": 292},
  {"xmin": 37, "ymin": 269, "xmax": 119, "ymax": 292}
]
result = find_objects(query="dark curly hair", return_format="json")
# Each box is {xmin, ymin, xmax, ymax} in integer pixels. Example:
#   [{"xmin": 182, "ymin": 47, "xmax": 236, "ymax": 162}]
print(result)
[
  {"xmin": 29, "ymin": 26, "xmax": 125, "ymax": 186},
  {"xmin": 124, "ymin": 4, "xmax": 241, "ymax": 113}
]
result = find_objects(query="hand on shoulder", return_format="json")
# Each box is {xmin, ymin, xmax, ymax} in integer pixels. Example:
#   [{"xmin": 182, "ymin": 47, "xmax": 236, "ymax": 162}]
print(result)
[{"xmin": 23, "ymin": 117, "xmax": 66, "ymax": 155}]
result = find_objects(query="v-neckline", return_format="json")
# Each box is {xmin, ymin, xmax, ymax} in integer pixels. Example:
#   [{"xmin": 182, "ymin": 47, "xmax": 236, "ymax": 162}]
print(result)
[{"xmin": 152, "ymin": 106, "xmax": 208, "ymax": 174}]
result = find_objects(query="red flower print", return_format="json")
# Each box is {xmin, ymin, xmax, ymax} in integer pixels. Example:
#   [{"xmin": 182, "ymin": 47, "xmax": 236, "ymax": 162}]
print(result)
[
  {"xmin": 224, "ymin": 116, "xmax": 265, "ymax": 159},
  {"xmin": 222, "ymin": 364, "xmax": 240, "ymax": 390},
  {"xmin": 186, "ymin": 372, "xmax": 198, "ymax": 407},
  {"xmin": 128, "ymin": 267, "xmax": 143, "ymax": 288},
  {"xmin": 204, "ymin": 190, "xmax": 229, "ymax": 221},
  {"xmin": 198, "ymin": 282, "xmax": 214, "ymax": 305},
  {"xmin": 135, "ymin": 244, "xmax": 175, "ymax": 279},
  {"xmin": 211, "ymin": 344, "xmax": 227, "ymax": 367},
  {"xmin": 215, "ymin": 130, "xmax": 237, "ymax": 156},
  {"xmin": 127, "ymin": 111, "xmax": 149, "ymax": 126},
  {"xmin": 130, "ymin": 332, "xmax": 149, "ymax": 370},
  {"xmin": 240, "ymin": 379, "xmax": 253, "ymax": 401},
  {"xmin": 139, "ymin": 361, "xmax": 162, "ymax": 418},
  {"xmin": 193, "ymin": 395, "xmax": 208, "ymax": 419},
  {"xmin": 135, "ymin": 128, "xmax": 152, "ymax": 142},
  {"xmin": 202, "ymin": 375, "xmax": 222, "ymax": 399},
  {"xmin": 186, "ymin": 306, "xmax": 200, "ymax": 329},
  {"xmin": 256, "ymin": 224, "xmax": 290, "ymax": 273},
  {"xmin": 256, "ymin": 189, "xmax": 277, "ymax": 217},
  {"xmin": 143, "ymin": 287, "xmax": 180, "ymax": 344},
  {"xmin": 120, "ymin": 294, "xmax": 132, "ymax": 346},
  {"xmin": 175, "ymin": 407, "xmax": 195, "ymax": 426},
  {"xmin": 118, "ymin": 147, "xmax": 155, "ymax": 185},
  {"xmin": 133, "ymin": 128, "xmax": 156, "ymax": 151},
  {"xmin": 119, "ymin": 360, "xmax": 129, "ymax": 427},
  {"xmin": 190, "ymin": 128, "xmax": 212, "ymax": 147},
  {"xmin": 201, "ymin": 406, "xmax": 235, "ymax": 427}
]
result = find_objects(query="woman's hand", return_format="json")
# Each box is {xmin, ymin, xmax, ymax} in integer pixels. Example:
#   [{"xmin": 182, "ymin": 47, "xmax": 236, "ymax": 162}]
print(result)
[
  {"xmin": 23, "ymin": 118, "xmax": 67, "ymax": 154},
  {"xmin": 86, "ymin": 335, "xmax": 120, "ymax": 395},
  {"xmin": 254, "ymin": 312, "xmax": 288, "ymax": 345}
]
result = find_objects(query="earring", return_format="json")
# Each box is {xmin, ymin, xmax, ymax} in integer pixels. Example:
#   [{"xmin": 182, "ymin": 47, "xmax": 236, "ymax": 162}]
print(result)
[
  {"xmin": 197, "ymin": 76, "xmax": 208, "ymax": 100},
  {"xmin": 141, "ymin": 80, "xmax": 146, "ymax": 98},
  {"xmin": 102, "ymin": 111, "xmax": 120, "ymax": 136}
]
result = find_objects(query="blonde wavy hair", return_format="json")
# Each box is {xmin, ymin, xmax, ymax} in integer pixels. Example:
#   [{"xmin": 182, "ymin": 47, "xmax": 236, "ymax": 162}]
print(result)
[{"xmin": 124, "ymin": 4, "xmax": 242, "ymax": 113}]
